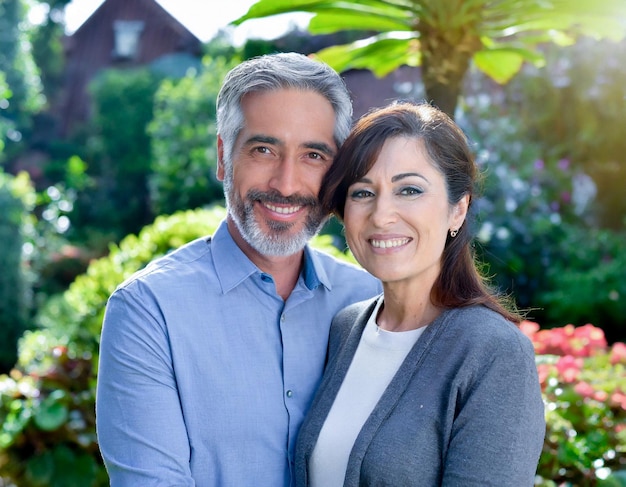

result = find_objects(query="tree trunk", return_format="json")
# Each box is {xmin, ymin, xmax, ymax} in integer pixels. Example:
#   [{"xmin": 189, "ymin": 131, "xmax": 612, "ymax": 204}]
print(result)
[{"xmin": 418, "ymin": 23, "xmax": 481, "ymax": 119}]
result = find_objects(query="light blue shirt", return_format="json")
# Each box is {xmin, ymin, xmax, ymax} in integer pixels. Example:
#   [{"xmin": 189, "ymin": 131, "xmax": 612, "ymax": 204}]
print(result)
[{"xmin": 96, "ymin": 219, "xmax": 381, "ymax": 487}]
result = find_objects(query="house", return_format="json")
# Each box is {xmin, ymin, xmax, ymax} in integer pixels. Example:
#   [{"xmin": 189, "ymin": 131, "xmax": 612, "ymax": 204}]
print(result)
[{"xmin": 58, "ymin": 0, "xmax": 202, "ymax": 137}]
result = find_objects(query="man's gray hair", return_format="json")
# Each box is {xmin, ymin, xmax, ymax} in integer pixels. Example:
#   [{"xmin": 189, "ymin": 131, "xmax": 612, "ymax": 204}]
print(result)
[{"xmin": 216, "ymin": 52, "xmax": 353, "ymax": 167}]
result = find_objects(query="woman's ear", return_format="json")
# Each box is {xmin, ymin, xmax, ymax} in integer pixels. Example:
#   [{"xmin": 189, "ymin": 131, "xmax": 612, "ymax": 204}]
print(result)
[{"xmin": 452, "ymin": 194, "xmax": 470, "ymax": 229}]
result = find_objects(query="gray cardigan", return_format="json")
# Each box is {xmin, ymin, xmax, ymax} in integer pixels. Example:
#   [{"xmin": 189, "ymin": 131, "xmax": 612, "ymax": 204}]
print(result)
[{"xmin": 295, "ymin": 299, "xmax": 545, "ymax": 486}]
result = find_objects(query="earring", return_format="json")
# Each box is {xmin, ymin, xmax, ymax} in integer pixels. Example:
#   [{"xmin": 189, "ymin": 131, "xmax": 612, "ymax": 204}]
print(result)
[{"xmin": 450, "ymin": 229, "xmax": 458, "ymax": 238}]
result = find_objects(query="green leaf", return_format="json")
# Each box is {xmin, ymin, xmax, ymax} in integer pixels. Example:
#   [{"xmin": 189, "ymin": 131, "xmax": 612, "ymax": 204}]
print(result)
[
  {"xmin": 316, "ymin": 35, "xmax": 420, "ymax": 76},
  {"xmin": 308, "ymin": 11, "xmax": 411, "ymax": 34},
  {"xmin": 232, "ymin": 0, "xmax": 339, "ymax": 24},
  {"xmin": 473, "ymin": 48, "xmax": 536, "ymax": 84},
  {"xmin": 25, "ymin": 451, "xmax": 54, "ymax": 486},
  {"xmin": 34, "ymin": 393, "xmax": 69, "ymax": 431},
  {"xmin": 232, "ymin": 0, "xmax": 414, "ymax": 27}
]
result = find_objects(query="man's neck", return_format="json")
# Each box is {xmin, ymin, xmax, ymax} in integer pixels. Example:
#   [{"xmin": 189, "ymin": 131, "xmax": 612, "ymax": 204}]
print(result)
[{"xmin": 226, "ymin": 218, "xmax": 304, "ymax": 301}]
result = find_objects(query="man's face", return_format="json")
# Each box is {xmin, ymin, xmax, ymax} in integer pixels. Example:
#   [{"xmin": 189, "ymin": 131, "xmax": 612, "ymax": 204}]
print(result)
[{"xmin": 217, "ymin": 88, "xmax": 337, "ymax": 257}]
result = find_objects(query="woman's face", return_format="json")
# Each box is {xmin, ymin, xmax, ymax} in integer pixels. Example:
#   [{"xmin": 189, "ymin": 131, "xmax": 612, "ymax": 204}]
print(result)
[{"xmin": 344, "ymin": 137, "xmax": 468, "ymax": 288}]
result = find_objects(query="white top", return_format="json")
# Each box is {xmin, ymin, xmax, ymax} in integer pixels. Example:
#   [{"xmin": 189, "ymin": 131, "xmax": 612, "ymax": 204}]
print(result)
[{"xmin": 309, "ymin": 299, "xmax": 427, "ymax": 487}]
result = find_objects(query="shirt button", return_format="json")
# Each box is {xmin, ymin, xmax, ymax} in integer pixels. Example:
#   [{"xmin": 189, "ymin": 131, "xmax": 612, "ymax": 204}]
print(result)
[
  {"xmin": 261, "ymin": 273, "xmax": 273, "ymax": 283},
  {"xmin": 280, "ymin": 314, "xmax": 285, "ymax": 323},
  {"xmin": 286, "ymin": 390, "xmax": 293, "ymax": 398}
]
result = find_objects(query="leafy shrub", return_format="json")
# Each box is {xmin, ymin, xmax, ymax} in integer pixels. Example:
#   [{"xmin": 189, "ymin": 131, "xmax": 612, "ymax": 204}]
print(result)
[
  {"xmin": 0, "ymin": 171, "xmax": 32, "ymax": 372},
  {"xmin": 504, "ymin": 38, "xmax": 626, "ymax": 230},
  {"xmin": 0, "ymin": 205, "xmax": 356, "ymax": 485},
  {"xmin": 147, "ymin": 56, "xmax": 236, "ymax": 215},
  {"xmin": 458, "ymin": 80, "xmax": 624, "ymax": 336},
  {"xmin": 72, "ymin": 67, "xmax": 163, "ymax": 241},
  {"xmin": 522, "ymin": 322, "xmax": 626, "ymax": 486},
  {"xmin": 538, "ymin": 225, "xmax": 626, "ymax": 343}
]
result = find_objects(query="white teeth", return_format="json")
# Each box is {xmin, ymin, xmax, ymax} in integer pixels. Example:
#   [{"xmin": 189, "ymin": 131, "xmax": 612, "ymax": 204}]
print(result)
[
  {"xmin": 264, "ymin": 203, "xmax": 302, "ymax": 214},
  {"xmin": 370, "ymin": 238, "xmax": 410, "ymax": 249}
]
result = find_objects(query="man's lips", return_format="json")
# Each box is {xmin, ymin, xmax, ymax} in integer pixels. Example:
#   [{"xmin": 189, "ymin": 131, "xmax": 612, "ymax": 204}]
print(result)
[{"xmin": 263, "ymin": 202, "xmax": 303, "ymax": 215}]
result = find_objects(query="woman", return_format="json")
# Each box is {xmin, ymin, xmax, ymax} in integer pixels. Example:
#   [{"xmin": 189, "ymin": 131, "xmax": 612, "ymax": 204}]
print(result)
[{"xmin": 295, "ymin": 102, "xmax": 545, "ymax": 486}]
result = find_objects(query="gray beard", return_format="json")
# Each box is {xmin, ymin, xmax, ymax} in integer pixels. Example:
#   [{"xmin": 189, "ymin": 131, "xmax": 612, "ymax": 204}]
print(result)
[{"xmin": 224, "ymin": 174, "xmax": 327, "ymax": 257}]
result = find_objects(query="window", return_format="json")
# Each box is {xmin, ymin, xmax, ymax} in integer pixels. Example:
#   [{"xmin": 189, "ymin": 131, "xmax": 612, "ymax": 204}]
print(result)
[{"xmin": 113, "ymin": 20, "xmax": 145, "ymax": 59}]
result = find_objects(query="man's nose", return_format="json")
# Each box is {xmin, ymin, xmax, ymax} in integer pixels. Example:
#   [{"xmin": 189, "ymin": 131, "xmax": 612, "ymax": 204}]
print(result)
[{"xmin": 268, "ymin": 158, "xmax": 300, "ymax": 196}]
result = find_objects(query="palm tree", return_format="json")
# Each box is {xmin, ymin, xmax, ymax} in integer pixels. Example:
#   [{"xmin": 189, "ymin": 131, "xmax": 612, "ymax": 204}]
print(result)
[{"xmin": 233, "ymin": 0, "xmax": 626, "ymax": 117}]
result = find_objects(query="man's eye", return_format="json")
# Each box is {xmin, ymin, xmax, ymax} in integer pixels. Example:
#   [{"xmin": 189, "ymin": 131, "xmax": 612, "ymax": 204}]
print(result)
[
  {"xmin": 307, "ymin": 152, "xmax": 325, "ymax": 161},
  {"xmin": 254, "ymin": 146, "xmax": 271, "ymax": 154}
]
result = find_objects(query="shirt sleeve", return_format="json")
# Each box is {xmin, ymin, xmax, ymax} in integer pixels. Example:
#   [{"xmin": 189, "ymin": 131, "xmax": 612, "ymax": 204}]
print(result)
[
  {"xmin": 96, "ymin": 287, "xmax": 195, "ymax": 487},
  {"xmin": 442, "ymin": 332, "xmax": 545, "ymax": 486}
]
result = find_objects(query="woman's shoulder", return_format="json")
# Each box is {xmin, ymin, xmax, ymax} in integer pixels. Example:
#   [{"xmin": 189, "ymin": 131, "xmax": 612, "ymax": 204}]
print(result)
[{"xmin": 441, "ymin": 305, "xmax": 535, "ymax": 359}]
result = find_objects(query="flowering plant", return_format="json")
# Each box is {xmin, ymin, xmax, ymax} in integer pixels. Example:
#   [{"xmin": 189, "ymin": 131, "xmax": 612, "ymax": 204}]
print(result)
[{"xmin": 521, "ymin": 322, "xmax": 626, "ymax": 486}]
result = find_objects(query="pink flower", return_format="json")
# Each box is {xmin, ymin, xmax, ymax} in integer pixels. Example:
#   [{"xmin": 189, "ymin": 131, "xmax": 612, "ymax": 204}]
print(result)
[
  {"xmin": 593, "ymin": 390, "xmax": 608, "ymax": 402},
  {"xmin": 520, "ymin": 321, "xmax": 539, "ymax": 339},
  {"xmin": 574, "ymin": 381, "xmax": 595, "ymax": 398},
  {"xmin": 610, "ymin": 391, "xmax": 626, "ymax": 410},
  {"xmin": 536, "ymin": 364, "xmax": 553, "ymax": 389},
  {"xmin": 556, "ymin": 355, "xmax": 583, "ymax": 383},
  {"xmin": 610, "ymin": 342, "xmax": 626, "ymax": 365}
]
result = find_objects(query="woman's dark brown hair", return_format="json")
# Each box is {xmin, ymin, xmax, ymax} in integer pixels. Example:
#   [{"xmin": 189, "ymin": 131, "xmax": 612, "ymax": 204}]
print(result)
[{"xmin": 320, "ymin": 101, "xmax": 521, "ymax": 323}]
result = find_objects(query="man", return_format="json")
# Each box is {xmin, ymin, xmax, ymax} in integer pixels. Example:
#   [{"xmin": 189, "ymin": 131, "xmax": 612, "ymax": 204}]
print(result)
[{"xmin": 96, "ymin": 52, "xmax": 381, "ymax": 486}]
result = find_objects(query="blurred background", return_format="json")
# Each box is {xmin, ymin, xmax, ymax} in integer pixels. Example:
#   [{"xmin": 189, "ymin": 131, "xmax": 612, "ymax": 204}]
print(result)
[{"xmin": 0, "ymin": 0, "xmax": 625, "ymax": 485}]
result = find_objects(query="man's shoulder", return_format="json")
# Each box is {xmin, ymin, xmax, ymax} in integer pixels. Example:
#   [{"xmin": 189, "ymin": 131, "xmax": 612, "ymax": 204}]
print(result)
[{"xmin": 117, "ymin": 236, "xmax": 212, "ymax": 290}]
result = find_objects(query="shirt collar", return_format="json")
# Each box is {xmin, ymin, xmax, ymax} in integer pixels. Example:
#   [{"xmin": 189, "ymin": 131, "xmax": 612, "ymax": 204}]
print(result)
[
  {"xmin": 302, "ymin": 245, "xmax": 331, "ymax": 291},
  {"xmin": 211, "ymin": 219, "xmax": 332, "ymax": 293}
]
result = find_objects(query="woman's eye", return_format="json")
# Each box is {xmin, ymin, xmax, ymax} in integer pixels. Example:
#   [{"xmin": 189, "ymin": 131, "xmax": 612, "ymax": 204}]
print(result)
[
  {"xmin": 349, "ymin": 189, "xmax": 373, "ymax": 199},
  {"xmin": 399, "ymin": 186, "xmax": 422, "ymax": 196}
]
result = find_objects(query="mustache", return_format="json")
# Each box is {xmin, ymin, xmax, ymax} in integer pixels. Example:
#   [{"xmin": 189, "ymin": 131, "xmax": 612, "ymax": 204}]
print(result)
[{"xmin": 247, "ymin": 189, "xmax": 318, "ymax": 208}]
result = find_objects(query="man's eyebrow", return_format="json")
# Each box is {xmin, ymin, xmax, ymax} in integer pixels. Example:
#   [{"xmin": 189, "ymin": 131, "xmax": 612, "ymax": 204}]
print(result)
[
  {"xmin": 304, "ymin": 142, "xmax": 336, "ymax": 157},
  {"xmin": 243, "ymin": 135, "xmax": 280, "ymax": 146}
]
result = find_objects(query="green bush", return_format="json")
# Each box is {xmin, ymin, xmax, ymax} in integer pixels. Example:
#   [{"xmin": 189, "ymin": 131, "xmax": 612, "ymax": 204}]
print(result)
[
  {"xmin": 0, "ymin": 205, "xmax": 356, "ymax": 485},
  {"xmin": 538, "ymin": 225, "xmax": 626, "ymax": 343},
  {"xmin": 71, "ymin": 67, "xmax": 163, "ymax": 241},
  {"xmin": 0, "ymin": 171, "xmax": 31, "ymax": 373},
  {"xmin": 504, "ymin": 38, "xmax": 626, "ymax": 230},
  {"xmin": 148, "ymin": 56, "xmax": 236, "ymax": 215},
  {"xmin": 459, "ymin": 74, "xmax": 625, "ymax": 337}
]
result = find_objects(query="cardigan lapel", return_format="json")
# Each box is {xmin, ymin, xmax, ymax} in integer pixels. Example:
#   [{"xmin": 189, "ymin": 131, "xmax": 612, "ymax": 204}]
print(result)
[
  {"xmin": 343, "ymin": 308, "xmax": 455, "ymax": 484},
  {"xmin": 298, "ymin": 298, "xmax": 379, "ymax": 485}
]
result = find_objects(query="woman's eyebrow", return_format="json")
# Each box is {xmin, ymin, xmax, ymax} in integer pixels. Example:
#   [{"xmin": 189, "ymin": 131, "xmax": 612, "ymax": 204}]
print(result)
[{"xmin": 392, "ymin": 172, "xmax": 428, "ymax": 183}]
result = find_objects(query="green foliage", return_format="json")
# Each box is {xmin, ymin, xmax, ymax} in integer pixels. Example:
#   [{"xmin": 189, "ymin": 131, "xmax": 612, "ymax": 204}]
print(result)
[
  {"xmin": 0, "ymin": 346, "xmax": 106, "ymax": 487},
  {"xmin": 0, "ymin": 170, "xmax": 34, "ymax": 373},
  {"xmin": 456, "ymin": 61, "xmax": 625, "ymax": 338},
  {"xmin": 539, "ymin": 226, "xmax": 626, "ymax": 343},
  {"xmin": 147, "ymin": 56, "xmax": 236, "ymax": 215},
  {"xmin": 0, "ymin": 205, "xmax": 356, "ymax": 485},
  {"xmin": 232, "ymin": 0, "xmax": 626, "ymax": 116},
  {"xmin": 0, "ymin": 72, "xmax": 12, "ymax": 155},
  {"xmin": 29, "ymin": 6, "xmax": 66, "ymax": 106},
  {"xmin": 504, "ymin": 38, "xmax": 626, "ymax": 229},
  {"xmin": 522, "ymin": 322, "xmax": 626, "ymax": 486},
  {"xmin": 73, "ymin": 67, "xmax": 163, "ymax": 240},
  {"xmin": 0, "ymin": 0, "xmax": 44, "ymax": 157}
]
